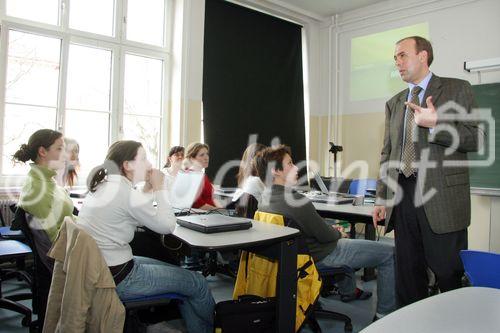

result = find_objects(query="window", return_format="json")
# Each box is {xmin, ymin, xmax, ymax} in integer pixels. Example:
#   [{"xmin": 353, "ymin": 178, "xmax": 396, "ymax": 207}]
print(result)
[
  {"xmin": 65, "ymin": 44, "xmax": 113, "ymax": 178},
  {"xmin": 0, "ymin": 1, "xmax": 172, "ymax": 184},
  {"xmin": 69, "ymin": 0, "xmax": 115, "ymax": 37},
  {"xmin": 6, "ymin": 0, "xmax": 60, "ymax": 26},
  {"xmin": 3, "ymin": 31, "xmax": 61, "ymax": 175},
  {"xmin": 126, "ymin": 0, "xmax": 166, "ymax": 46},
  {"xmin": 122, "ymin": 54, "xmax": 164, "ymax": 166}
]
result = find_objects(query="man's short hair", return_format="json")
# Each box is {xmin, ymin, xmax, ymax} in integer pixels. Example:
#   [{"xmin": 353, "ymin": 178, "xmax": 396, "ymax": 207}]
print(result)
[
  {"xmin": 397, "ymin": 36, "xmax": 433, "ymax": 67},
  {"xmin": 254, "ymin": 145, "xmax": 292, "ymax": 183}
]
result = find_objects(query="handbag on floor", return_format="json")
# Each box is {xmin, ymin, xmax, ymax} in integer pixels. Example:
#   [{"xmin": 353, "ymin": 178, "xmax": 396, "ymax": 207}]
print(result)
[{"xmin": 214, "ymin": 295, "xmax": 276, "ymax": 333}]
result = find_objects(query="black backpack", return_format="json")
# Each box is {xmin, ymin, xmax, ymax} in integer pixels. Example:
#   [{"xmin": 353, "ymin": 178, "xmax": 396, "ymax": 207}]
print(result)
[{"xmin": 214, "ymin": 295, "xmax": 276, "ymax": 333}]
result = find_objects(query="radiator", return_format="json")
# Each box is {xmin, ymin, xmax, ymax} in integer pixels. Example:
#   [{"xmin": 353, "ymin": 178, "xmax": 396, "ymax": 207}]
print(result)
[{"xmin": 0, "ymin": 198, "xmax": 18, "ymax": 226}]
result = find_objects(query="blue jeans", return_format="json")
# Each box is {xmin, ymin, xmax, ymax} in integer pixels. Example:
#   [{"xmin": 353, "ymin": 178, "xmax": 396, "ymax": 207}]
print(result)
[
  {"xmin": 317, "ymin": 238, "xmax": 396, "ymax": 314},
  {"xmin": 116, "ymin": 256, "xmax": 215, "ymax": 333}
]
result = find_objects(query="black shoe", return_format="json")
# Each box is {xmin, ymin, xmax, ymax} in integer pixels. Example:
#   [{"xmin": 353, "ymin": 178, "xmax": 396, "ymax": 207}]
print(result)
[{"xmin": 341, "ymin": 288, "xmax": 373, "ymax": 302}]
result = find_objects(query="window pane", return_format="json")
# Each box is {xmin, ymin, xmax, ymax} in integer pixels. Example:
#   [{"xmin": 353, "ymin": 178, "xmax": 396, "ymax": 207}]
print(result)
[
  {"xmin": 126, "ymin": 0, "xmax": 165, "ymax": 46},
  {"xmin": 6, "ymin": 30, "xmax": 61, "ymax": 107},
  {"xmin": 124, "ymin": 54, "xmax": 163, "ymax": 116},
  {"xmin": 2, "ymin": 104, "xmax": 56, "ymax": 176},
  {"xmin": 65, "ymin": 110, "xmax": 110, "ymax": 180},
  {"xmin": 123, "ymin": 115, "xmax": 160, "ymax": 167},
  {"xmin": 66, "ymin": 44, "xmax": 112, "ymax": 111},
  {"xmin": 69, "ymin": 0, "xmax": 115, "ymax": 36},
  {"xmin": 6, "ymin": 0, "xmax": 59, "ymax": 25}
]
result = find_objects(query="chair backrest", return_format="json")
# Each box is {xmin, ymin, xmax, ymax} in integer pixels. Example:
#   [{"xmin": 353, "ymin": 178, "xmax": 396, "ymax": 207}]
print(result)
[
  {"xmin": 460, "ymin": 250, "xmax": 500, "ymax": 288},
  {"xmin": 234, "ymin": 192, "xmax": 259, "ymax": 219},
  {"xmin": 0, "ymin": 208, "xmax": 5, "ymax": 226},
  {"xmin": 13, "ymin": 207, "xmax": 53, "ymax": 325},
  {"xmin": 13, "ymin": 207, "xmax": 54, "ymax": 273},
  {"xmin": 348, "ymin": 178, "xmax": 377, "ymax": 196},
  {"xmin": 233, "ymin": 211, "xmax": 322, "ymax": 331}
]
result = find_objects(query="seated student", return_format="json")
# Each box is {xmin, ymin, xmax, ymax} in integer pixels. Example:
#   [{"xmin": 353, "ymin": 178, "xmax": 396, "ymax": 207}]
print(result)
[
  {"xmin": 131, "ymin": 146, "xmax": 185, "ymax": 265},
  {"xmin": 256, "ymin": 145, "xmax": 396, "ymax": 320},
  {"xmin": 55, "ymin": 137, "xmax": 80, "ymax": 188},
  {"xmin": 78, "ymin": 140, "xmax": 214, "ymax": 333},
  {"xmin": 162, "ymin": 145, "xmax": 184, "ymax": 186},
  {"xmin": 232, "ymin": 143, "xmax": 267, "ymax": 217},
  {"xmin": 184, "ymin": 142, "xmax": 220, "ymax": 210},
  {"xmin": 13, "ymin": 129, "xmax": 75, "ymax": 243}
]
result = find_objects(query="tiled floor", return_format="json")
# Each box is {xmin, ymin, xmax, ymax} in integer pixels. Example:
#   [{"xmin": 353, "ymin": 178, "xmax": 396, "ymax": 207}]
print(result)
[
  {"xmin": 1, "ymin": 272, "xmax": 380, "ymax": 333},
  {"xmin": 209, "ymin": 271, "xmax": 379, "ymax": 333}
]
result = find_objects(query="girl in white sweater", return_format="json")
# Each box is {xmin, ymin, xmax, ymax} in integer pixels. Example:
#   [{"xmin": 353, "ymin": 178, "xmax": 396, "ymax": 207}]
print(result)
[{"xmin": 78, "ymin": 140, "xmax": 214, "ymax": 333}]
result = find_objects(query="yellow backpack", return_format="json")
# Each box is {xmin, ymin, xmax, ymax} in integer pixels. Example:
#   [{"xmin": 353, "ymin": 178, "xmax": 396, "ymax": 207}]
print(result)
[{"xmin": 233, "ymin": 211, "xmax": 322, "ymax": 331}]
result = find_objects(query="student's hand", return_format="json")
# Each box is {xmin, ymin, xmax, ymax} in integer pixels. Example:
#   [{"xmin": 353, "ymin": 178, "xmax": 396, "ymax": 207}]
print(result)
[
  {"xmin": 406, "ymin": 96, "xmax": 437, "ymax": 128},
  {"xmin": 372, "ymin": 205, "xmax": 386, "ymax": 228},
  {"xmin": 147, "ymin": 169, "xmax": 165, "ymax": 192},
  {"xmin": 333, "ymin": 225, "xmax": 344, "ymax": 233},
  {"xmin": 143, "ymin": 171, "xmax": 153, "ymax": 192},
  {"xmin": 333, "ymin": 225, "xmax": 349, "ymax": 238}
]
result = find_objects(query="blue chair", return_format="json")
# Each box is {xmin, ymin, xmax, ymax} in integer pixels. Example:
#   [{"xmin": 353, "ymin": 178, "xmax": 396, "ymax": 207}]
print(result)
[
  {"xmin": 460, "ymin": 250, "xmax": 500, "ymax": 288},
  {"xmin": 0, "ymin": 240, "xmax": 33, "ymax": 328},
  {"xmin": 348, "ymin": 179, "xmax": 377, "ymax": 196},
  {"xmin": 313, "ymin": 265, "xmax": 353, "ymax": 332},
  {"xmin": 0, "ymin": 226, "xmax": 24, "ymax": 239},
  {"xmin": 0, "ymin": 206, "xmax": 24, "ymax": 240}
]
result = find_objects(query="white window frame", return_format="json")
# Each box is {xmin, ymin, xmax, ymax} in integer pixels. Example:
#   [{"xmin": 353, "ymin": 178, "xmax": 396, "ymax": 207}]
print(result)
[{"xmin": 0, "ymin": 0, "xmax": 173, "ymax": 186}]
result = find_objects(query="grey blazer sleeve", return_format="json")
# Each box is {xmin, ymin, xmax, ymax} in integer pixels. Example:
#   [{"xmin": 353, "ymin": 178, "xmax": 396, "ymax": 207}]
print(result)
[
  {"xmin": 376, "ymin": 101, "xmax": 393, "ymax": 202},
  {"xmin": 430, "ymin": 80, "xmax": 482, "ymax": 153}
]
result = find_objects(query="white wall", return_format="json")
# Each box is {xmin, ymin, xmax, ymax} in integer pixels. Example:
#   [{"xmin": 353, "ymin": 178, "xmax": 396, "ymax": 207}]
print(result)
[{"xmin": 334, "ymin": 0, "xmax": 500, "ymax": 119}]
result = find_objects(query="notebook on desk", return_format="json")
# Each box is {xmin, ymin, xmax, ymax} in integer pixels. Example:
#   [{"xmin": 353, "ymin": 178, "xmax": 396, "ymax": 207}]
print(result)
[{"xmin": 177, "ymin": 214, "xmax": 252, "ymax": 233}]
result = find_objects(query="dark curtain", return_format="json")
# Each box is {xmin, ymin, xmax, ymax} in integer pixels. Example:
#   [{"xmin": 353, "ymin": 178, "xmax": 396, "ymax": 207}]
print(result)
[{"xmin": 202, "ymin": 0, "xmax": 306, "ymax": 187}]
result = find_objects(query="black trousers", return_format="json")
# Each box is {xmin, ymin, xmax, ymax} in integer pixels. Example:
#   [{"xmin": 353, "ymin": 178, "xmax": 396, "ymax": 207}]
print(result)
[{"xmin": 392, "ymin": 174, "xmax": 467, "ymax": 307}]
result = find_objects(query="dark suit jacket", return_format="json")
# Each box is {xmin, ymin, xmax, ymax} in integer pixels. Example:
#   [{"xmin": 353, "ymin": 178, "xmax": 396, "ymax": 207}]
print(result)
[{"xmin": 376, "ymin": 74, "xmax": 483, "ymax": 234}]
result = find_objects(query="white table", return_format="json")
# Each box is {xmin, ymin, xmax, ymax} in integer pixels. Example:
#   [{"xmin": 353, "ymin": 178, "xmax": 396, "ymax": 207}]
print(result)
[
  {"xmin": 173, "ymin": 220, "xmax": 300, "ymax": 333},
  {"xmin": 312, "ymin": 202, "xmax": 374, "ymax": 221},
  {"xmin": 360, "ymin": 287, "xmax": 500, "ymax": 333},
  {"xmin": 173, "ymin": 219, "xmax": 299, "ymax": 250}
]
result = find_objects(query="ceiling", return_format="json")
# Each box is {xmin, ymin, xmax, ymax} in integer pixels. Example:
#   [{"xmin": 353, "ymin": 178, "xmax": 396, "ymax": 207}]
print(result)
[{"xmin": 276, "ymin": 0, "xmax": 389, "ymax": 17}]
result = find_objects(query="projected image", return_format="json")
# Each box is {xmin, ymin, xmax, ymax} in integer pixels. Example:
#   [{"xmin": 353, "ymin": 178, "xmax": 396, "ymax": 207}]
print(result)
[{"xmin": 350, "ymin": 23, "xmax": 429, "ymax": 101}]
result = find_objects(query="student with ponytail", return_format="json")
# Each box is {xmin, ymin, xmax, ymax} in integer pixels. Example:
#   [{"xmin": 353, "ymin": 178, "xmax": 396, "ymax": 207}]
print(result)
[
  {"xmin": 78, "ymin": 140, "xmax": 214, "ymax": 333},
  {"xmin": 13, "ymin": 129, "xmax": 75, "ymax": 242}
]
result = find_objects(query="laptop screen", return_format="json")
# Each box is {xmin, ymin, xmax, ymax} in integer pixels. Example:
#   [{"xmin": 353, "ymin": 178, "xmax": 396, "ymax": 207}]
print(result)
[
  {"xmin": 170, "ymin": 171, "xmax": 204, "ymax": 210},
  {"xmin": 313, "ymin": 172, "xmax": 329, "ymax": 194}
]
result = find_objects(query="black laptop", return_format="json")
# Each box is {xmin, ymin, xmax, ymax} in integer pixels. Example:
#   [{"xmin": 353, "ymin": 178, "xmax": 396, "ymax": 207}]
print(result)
[{"xmin": 177, "ymin": 215, "xmax": 252, "ymax": 233}]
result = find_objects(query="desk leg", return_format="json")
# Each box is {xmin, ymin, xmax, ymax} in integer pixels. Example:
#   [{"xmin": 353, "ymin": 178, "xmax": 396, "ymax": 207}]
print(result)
[
  {"xmin": 362, "ymin": 224, "xmax": 377, "ymax": 281},
  {"xmin": 349, "ymin": 222, "xmax": 356, "ymax": 239},
  {"xmin": 276, "ymin": 238, "xmax": 297, "ymax": 333}
]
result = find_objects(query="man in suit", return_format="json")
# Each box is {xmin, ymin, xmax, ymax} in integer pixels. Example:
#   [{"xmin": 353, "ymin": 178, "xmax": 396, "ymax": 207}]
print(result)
[{"xmin": 372, "ymin": 36, "xmax": 483, "ymax": 306}]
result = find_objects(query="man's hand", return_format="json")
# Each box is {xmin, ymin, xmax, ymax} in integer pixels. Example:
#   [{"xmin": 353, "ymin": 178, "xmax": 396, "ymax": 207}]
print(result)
[
  {"xmin": 372, "ymin": 205, "xmax": 386, "ymax": 228},
  {"xmin": 406, "ymin": 96, "xmax": 437, "ymax": 128}
]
